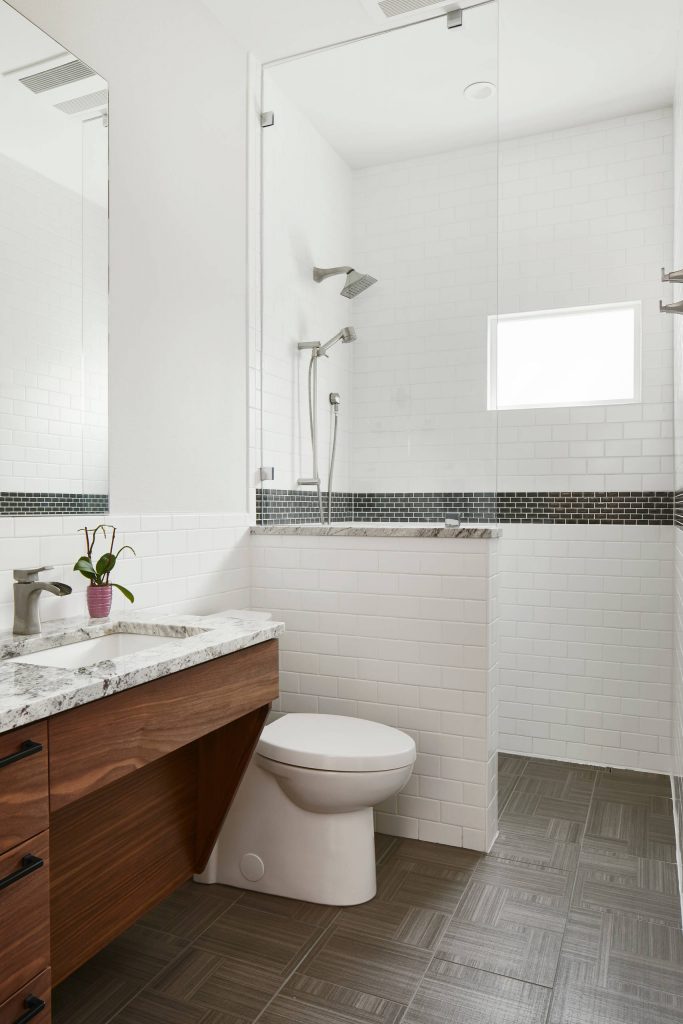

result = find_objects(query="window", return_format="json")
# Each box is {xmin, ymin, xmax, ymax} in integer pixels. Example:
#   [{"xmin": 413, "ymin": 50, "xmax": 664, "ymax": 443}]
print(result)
[{"xmin": 487, "ymin": 301, "xmax": 641, "ymax": 411}]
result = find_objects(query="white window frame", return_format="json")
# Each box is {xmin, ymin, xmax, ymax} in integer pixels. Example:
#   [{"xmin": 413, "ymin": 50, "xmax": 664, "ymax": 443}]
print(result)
[{"xmin": 487, "ymin": 300, "xmax": 642, "ymax": 412}]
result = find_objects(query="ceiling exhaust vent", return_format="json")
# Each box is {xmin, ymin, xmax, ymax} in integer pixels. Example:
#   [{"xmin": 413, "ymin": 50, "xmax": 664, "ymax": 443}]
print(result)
[
  {"xmin": 54, "ymin": 89, "xmax": 108, "ymax": 116},
  {"xmin": 19, "ymin": 58, "xmax": 95, "ymax": 94},
  {"xmin": 359, "ymin": 0, "xmax": 488, "ymax": 27},
  {"xmin": 379, "ymin": 0, "xmax": 444, "ymax": 17}
]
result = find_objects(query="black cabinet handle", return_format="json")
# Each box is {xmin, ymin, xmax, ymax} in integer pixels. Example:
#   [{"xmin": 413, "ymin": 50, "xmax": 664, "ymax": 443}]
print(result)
[
  {"xmin": 0, "ymin": 855, "xmax": 44, "ymax": 893},
  {"xmin": 0, "ymin": 740, "xmax": 43, "ymax": 770},
  {"xmin": 13, "ymin": 996, "xmax": 46, "ymax": 1024}
]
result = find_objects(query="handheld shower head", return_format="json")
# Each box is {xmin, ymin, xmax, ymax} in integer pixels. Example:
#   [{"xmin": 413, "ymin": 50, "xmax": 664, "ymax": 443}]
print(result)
[
  {"xmin": 318, "ymin": 326, "xmax": 357, "ymax": 357},
  {"xmin": 313, "ymin": 265, "xmax": 378, "ymax": 299}
]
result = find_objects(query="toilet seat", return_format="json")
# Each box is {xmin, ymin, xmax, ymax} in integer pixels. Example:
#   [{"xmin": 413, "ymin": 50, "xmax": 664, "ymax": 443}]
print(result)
[{"xmin": 257, "ymin": 713, "xmax": 415, "ymax": 772}]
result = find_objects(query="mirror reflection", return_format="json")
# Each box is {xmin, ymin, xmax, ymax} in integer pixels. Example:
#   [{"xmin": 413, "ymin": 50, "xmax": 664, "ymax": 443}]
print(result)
[{"xmin": 0, "ymin": 1, "xmax": 108, "ymax": 514}]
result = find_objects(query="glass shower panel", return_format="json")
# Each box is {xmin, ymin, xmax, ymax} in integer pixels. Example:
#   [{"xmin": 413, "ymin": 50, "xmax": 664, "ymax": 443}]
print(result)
[{"xmin": 259, "ymin": 4, "xmax": 499, "ymax": 525}]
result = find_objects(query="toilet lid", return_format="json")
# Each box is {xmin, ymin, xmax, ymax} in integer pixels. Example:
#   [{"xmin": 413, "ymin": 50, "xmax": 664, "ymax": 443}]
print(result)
[{"xmin": 257, "ymin": 714, "xmax": 416, "ymax": 772}]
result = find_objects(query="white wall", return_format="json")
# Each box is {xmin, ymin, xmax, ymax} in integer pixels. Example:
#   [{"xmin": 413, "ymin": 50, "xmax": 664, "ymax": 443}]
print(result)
[
  {"xmin": 251, "ymin": 531, "xmax": 499, "ymax": 852},
  {"xmin": 259, "ymin": 77, "xmax": 354, "ymax": 493},
  {"xmin": 351, "ymin": 109, "xmax": 673, "ymax": 493},
  {"xmin": 497, "ymin": 109, "xmax": 673, "ymax": 492},
  {"xmin": 8, "ymin": 0, "xmax": 250, "ymax": 514},
  {"xmin": 351, "ymin": 144, "xmax": 498, "ymax": 492},
  {"xmin": 0, "ymin": 513, "xmax": 251, "ymax": 631},
  {"xmin": 0, "ymin": 152, "xmax": 85, "ymax": 493},
  {"xmin": 499, "ymin": 524, "xmax": 673, "ymax": 772}
]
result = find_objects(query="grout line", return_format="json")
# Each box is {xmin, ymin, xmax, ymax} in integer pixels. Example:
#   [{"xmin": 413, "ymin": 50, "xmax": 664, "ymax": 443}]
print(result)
[
  {"xmin": 251, "ymin": 910, "xmax": 343, "ymax": 1024},
  {"xmin": 542, "ymin": 767, "xmax": 599, "ymax": 1024}
]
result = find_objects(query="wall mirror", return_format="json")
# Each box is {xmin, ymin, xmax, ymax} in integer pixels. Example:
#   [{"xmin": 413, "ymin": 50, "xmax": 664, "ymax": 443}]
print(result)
[{"xmin": 0, "ymin": 0, "xmax": 108, "ymax": 515}]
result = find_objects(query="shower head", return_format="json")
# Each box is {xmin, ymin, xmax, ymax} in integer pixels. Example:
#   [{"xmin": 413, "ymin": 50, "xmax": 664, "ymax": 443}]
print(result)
[
  {"xmin": 341, "ymin": 270, "xmax": 377, "ymax": 299},
  {"xmin": 313, "ymin": 265, "xmax": 378, "ymax": 299},
  {"xmin": 318, "ymin": 326, "xmax": 357, "ymax": 357}
]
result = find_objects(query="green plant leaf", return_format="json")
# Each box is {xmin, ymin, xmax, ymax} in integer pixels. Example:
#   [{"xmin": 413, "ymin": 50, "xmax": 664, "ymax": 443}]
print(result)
[
  {"xmin": 112, "ymin": 583, "xmax": 135, "ymax": 603},
  {"xmin": 73, "ymin": 557, "xmax": 96, "ymax": 580},
  {"xmin": 115, "ymin": 545, "xmax": 136, "ymax": 559},
  {"xmin": 96, "ymin": 552, "xmax": 117, "ymax": 576}
]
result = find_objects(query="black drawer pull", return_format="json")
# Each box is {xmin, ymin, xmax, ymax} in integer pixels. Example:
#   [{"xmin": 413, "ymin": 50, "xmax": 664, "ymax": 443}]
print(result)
[
  {"xmin": 14, "ymin": 996, "xmax": 46, "ymax": 1024},
  {"xmin": 0, "ymin": 854, "xmax": 44, "ymax": 893},
  {"xmin": 0, "ymin": 740, "xmax": 43, "ymax": 770}
]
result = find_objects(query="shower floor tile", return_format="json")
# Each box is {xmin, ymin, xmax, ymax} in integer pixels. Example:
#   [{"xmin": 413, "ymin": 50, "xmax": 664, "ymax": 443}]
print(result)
[{"xmin": 53, "ymin": 756, "xmax": 683, "ymax": 1024}]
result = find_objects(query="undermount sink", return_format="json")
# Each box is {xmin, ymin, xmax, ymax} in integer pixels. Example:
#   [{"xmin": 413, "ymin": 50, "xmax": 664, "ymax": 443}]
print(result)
[{"xmin": 13, "ymin": 632, "xmax": 178, "ymax": 670}]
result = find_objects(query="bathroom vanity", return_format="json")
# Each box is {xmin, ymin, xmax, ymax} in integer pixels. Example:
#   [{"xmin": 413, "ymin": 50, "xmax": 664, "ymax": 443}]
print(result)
[{"xmin": 0, "ymin": 612, "xmax": 282, "ymax": 1022}]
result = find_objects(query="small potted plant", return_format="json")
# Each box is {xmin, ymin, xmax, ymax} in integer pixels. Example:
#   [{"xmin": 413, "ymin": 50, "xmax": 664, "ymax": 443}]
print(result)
[{"xmin": 74, "ymin": 524, "xmax": 136, "ymax": 618}]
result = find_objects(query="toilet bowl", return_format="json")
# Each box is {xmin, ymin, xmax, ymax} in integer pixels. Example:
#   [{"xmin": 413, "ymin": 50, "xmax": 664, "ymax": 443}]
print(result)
[{"xmin": 195, "ymin": 713, "xmax": 416, "ymax": 906}]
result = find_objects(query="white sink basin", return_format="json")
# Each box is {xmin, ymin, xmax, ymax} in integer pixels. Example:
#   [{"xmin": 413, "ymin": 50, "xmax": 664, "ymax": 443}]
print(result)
[{"xmin": 13, "ymin": 633, "xmax": 178, "ymax": 670}]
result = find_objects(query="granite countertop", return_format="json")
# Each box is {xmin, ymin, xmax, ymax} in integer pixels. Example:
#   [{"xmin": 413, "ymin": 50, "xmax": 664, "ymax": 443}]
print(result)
[
  {"xmin": 0, "ymin": 610, "xmax": 284, "ymax": 734},
  {"xmin": 251, "ymin": 523, "xmax": 502, "ymax": 539}
]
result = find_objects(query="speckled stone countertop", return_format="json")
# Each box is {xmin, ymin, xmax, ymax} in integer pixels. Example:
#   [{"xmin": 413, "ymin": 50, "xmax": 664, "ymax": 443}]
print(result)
[
  {"xmin": 251, "ymin": 523, "xmax": 502, "ymax": 539},
  {"xmin": 0, "ymin": 610, "xmax": 284, "ymax": 734}
]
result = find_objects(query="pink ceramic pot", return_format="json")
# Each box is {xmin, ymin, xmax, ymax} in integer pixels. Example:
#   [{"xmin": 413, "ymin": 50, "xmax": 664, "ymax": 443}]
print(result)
[{"xmin": 87, "ymin": 584, "xmax": 113, "ymax": 618}]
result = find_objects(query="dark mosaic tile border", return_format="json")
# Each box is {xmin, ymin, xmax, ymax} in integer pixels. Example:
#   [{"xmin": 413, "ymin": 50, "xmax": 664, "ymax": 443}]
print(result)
[
  {"xmin": 0, "ymin": 492, "xmax": 109, "ymax": 516},
  {"xmin": 676, "ymin": 490, "xmax": 683, "ymax": 530},
  {"xmin": 257, "ymin": 489, "xmax": 674, "ymax": 526}
]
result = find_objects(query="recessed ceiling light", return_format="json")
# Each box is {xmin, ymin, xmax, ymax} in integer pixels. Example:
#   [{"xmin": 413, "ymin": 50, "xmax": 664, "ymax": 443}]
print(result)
[{"xmin": 464, "ymin": 81, "xmax": 496, "ymax": 101}]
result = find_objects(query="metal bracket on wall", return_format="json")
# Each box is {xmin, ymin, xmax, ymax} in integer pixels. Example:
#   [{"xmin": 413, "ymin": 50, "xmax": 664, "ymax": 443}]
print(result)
[
  {"xmin": 447, "ymin": 8, "xmax": 463, "ymax": 28},
  {"xmin": 661, "ymin": 267, "xmax": 683, "ymax": 284},
  {"xmin": 259, "ymin": 467, "xmax": 275, "ymax": 481},
  {"xmin": 659, "ymin": 300, "xmax": 683, "ymax": 315},
  {"xmin": 260, "ymin": 111, "xmax": 275, "ymax": 128}
]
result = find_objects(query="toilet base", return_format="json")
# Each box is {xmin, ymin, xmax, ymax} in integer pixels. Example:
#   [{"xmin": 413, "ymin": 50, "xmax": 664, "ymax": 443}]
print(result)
[{"xmin": 195, "ymin": 758, "xmax": 378, "ymax": 906}]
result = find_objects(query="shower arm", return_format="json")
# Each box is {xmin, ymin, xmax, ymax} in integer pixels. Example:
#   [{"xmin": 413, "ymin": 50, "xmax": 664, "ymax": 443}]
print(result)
[{"xmin": 313, "ymin": 266, "xmax": 352, "ymax": 283}]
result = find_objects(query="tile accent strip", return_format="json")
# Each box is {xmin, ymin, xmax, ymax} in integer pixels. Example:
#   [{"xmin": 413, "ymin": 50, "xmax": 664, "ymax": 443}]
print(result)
[
  {"xmin": 0, "ymin": 492, "xmax": 109, "ymax": 516},
  {"xmin": 676, "ymin": 489, "xmax": 683, "ymax": 530},
  {"xmin": 257, "ymin": 489, "xmax": 674, "ymax": 526}
]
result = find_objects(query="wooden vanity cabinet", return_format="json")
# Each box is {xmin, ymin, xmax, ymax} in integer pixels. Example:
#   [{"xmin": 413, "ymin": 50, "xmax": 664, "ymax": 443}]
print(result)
[{"xmin": 0, "ymin": 638, "xmax": 278, "ymax": 1012}]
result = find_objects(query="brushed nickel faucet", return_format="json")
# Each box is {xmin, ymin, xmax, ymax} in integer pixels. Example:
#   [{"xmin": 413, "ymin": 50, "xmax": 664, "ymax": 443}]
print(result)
[{"xmin": 13, "ymin": 567, "xmax": 72, "ymax": 636}]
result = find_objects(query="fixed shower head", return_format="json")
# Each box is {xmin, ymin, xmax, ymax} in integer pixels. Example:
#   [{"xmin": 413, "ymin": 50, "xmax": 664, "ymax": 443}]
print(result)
[
  {"xmin": 313, "ymin": 265, "xmax": 378, "ymax": 299},
  {"xmin": 318, "ymin": 326, "xmax": 357, "ymax": 356},
  {"xmin": 341, "ymin": 270, "xmax": 377, "ymax": 299}
]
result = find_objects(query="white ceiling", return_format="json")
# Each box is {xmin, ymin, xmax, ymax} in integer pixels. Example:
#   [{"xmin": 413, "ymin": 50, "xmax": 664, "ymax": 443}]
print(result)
[{"xmin": 206, "ymin": 0, "xmax": 680, "ymax": 169}]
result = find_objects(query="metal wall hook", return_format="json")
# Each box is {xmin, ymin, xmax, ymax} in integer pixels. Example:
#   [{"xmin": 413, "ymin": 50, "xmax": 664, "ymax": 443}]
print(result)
[
  {"xmin": 659, "ymin": 299, "xmax": 683, "ymax": 315},
  {"xmin": 661, "ymin": 267, "xmax": 683, "ymax": 284}
]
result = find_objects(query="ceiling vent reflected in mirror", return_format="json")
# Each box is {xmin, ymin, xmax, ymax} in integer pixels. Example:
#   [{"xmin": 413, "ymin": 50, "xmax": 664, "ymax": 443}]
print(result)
[
  {"xmin": 3, "ymin": 52, "xmax": 107, "ymax": 122},
  {"xmin": 359, "ymin": 0, "xmax": 490, "ymax": 27}
]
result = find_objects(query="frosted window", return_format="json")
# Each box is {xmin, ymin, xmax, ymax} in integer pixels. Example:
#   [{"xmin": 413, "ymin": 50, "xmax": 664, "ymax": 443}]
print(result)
[{"xmin": 488, "ymin": 302, "xmax": 641, "ymax": 411}]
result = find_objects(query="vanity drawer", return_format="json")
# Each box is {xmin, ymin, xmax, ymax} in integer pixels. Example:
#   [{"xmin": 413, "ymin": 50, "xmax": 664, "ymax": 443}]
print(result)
[
  {"xmin": 49, "ymin": 639, "xmax": 279, "ymax": 809},
  {"xmin": 0, "ymin": 971, "xmax": 51, "ymax": 1024},
  {"xmin": 0, "ymin": 723, "xmax": 49, "ymax": 855},
  {"xmin": 0, "ymin": 833, "xmax": 50, "ymax": 1006}
]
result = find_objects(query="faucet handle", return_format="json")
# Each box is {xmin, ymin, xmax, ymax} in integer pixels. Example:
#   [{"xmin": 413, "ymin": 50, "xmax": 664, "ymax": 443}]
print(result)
[{"xmin": 13, "ymin": 567, "xmax": 54, "ymax": 583}]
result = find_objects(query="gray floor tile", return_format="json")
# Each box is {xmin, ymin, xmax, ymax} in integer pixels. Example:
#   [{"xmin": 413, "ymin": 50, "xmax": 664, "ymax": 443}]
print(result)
[
  {"xmin": 572, "ymin": 849, "xmax": 682, "ymax": 926},
  {"xmin": 404, "ymin": 959, "xmax": 551, "ymax": 1024},
  {"xmin": 108, "ymin": 990, "xmax": 209, "ymax": 1024},
  {"xmin": 498, "ymin": 764, "xmax": 594, "ymax": 845},
  {"xmin": 259, "ymin": 973, "xmax": 407, "ymax": 1024},
  {"xmin": 376, "ymin": 856, "xmax": 473, "ymax": 914},
  {"xmin": 337, "ymin": 898, "xmax": 451, "ymax": 952},
  {"xmin": 584, "ymin": 791, "xmax": 677, "ymax": 862},
  {"xmin": 436, "ymin": 859, "xmax": 573, "ymax": 986},
  {"xmin": 139, "ymin": 880, "xmax": 241, "ymax": 940},
  {"xmin": 53, "ymin": 964, "xmax": 144, "ymax": 1024},
  {"xmin": 193, "ymin": 902, "xmax": 325, "ymax": 976},
  {"xmin": 488, "ymin": 832, "xmax": 581, "ymax": 873},
  {"xmin": 548, "ymin": 906, "xmax": 683, "ymax": 1023},
  {"xmin": 299, "ymin": 927, "xmax": 432, "ymax": 1005}
]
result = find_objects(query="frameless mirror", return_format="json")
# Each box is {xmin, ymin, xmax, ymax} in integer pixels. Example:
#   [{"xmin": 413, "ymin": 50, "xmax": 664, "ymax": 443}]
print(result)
[{"xmin": 0, "ymin": 0, "xmax": 108, "ymax": 515}]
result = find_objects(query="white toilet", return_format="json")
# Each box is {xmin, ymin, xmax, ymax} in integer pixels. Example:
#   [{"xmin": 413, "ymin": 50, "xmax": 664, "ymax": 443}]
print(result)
[{"xmin": 196, "ymin": 713, "xmax": 416, "ymax": 906}]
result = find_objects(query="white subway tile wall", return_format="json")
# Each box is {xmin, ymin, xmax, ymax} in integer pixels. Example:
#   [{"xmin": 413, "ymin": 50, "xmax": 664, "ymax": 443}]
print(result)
[
  {"xmin": 352, "ymin": 108, "xmax": 673, "ymax": 493},
  {"xmin": 498, "ymin": 524, "xmax": 673, "ymax": 773},
  {"xmin": 0, "ymin": 513, "xmax": 252, "ymax": 631},
  {"xmin": 251, "ymin": 531, "xmax": 499, "ymax": 851},
  {"xmin": 0, "ymin": 151, "xmax": 108, "ymax": 496}
]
